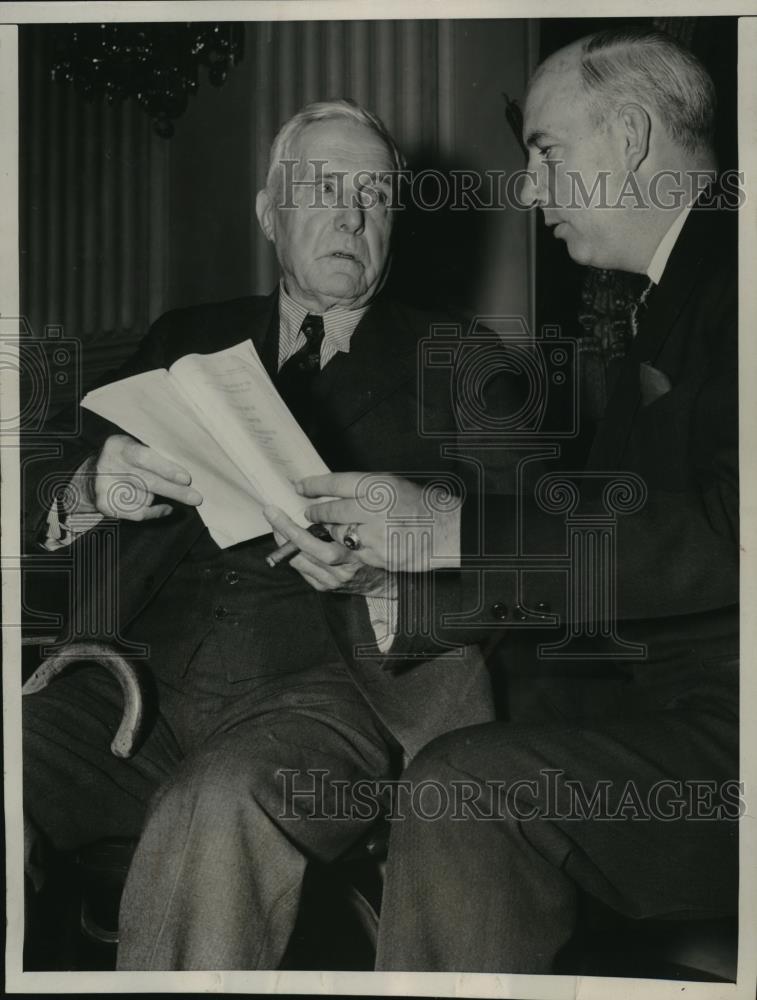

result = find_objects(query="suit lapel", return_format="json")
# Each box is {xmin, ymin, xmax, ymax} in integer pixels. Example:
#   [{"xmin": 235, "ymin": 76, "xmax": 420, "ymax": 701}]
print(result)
[
  {"xmin": 588, "ymin": 206, "xmax": 713, "ymax": 468},
  {"xmin": 252, "ymin": 288, "xmax": 281, "ymax": 379},
  {"xmin": 312, "ymin": 296, "xmax": 419, "ymax": 431}
]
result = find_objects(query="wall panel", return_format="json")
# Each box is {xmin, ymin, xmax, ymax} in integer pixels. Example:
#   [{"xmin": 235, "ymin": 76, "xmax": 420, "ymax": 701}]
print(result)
[{"xmin": 20, "ymin": 27, "xmax": 169, "ymax": 398}]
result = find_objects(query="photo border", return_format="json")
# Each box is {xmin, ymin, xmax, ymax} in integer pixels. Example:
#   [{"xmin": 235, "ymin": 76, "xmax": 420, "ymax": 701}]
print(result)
[{"xmin": 2, "ymin": 3, "xmax": 755, "ymax": 997}]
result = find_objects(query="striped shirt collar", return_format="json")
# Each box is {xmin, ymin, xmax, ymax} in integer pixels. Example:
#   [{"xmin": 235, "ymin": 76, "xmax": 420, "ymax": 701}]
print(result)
[{"xmin": 277, "ymin": 283, "xmax": 370, "ymax": 370}]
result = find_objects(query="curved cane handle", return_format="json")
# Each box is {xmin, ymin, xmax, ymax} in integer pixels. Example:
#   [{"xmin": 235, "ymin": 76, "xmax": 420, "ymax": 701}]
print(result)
[{"xmin": 23, "ymin": 641, "xmax": 144, "ymax": 759}]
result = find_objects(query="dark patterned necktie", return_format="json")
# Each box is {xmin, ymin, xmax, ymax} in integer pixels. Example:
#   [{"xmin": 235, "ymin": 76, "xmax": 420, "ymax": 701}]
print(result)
[
  {"xmin": 275, "ymin": 313, "xmax": 325, "ymax": 434},
  {"xmin": 579, "ymin": 270, "xmax": 655, "ymax": 420}
]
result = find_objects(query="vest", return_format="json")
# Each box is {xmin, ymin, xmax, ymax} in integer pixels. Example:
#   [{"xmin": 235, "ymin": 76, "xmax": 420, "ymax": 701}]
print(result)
[{"xmin": 126, "ymin": 353, "xmax": 362, "ymax": 689}]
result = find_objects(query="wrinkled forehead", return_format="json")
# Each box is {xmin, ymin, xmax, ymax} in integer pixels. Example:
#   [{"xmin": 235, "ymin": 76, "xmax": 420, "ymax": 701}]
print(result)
[{"xmin": 289, "ymin": 119, "xmax": 395, "ymax": 178}]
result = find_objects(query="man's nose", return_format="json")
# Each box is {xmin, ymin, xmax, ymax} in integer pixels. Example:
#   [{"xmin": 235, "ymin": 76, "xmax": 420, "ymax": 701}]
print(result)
[
  {"xmin": 335, "ymin": 203, "xmax": 365, "ymax": 234},
  {"xmin": 519, "ymin": 164, "xmax": 545, "ymax": 209}
]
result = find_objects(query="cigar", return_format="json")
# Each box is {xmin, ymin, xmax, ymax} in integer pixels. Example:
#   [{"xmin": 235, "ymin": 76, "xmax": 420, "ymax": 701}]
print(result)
[{"xmin": 266, "ymin": 522, "xmax": 334, "ymax": 567}]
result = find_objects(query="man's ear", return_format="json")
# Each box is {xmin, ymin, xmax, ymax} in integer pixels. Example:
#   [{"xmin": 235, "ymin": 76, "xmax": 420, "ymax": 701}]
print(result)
[
  {"xmin": 255, "ymin": 188, "xmax": 275, "ymax": 242},
  {"xmin": 618, "ymin": 103, "xmax": 651, "ymax": 172}
]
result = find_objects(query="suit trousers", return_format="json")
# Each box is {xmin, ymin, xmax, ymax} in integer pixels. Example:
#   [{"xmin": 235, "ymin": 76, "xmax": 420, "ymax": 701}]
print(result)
[
  {"xmin": 23, "ymin": 634, "xmax": 394, "ymax": 970},
  {"xmin": 375, "ymin": 696, "xmax": 738, "ymax": 973}
]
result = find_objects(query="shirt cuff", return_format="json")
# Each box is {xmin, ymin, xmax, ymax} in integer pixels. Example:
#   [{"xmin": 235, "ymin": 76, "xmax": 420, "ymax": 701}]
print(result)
[
  {"xmin": 365, "ymin": 594, "xmax": 398, "ymax": 653},
  {"xmin": 434, "ymin": 503, "xmax": 462, "ymax": 568},
  {"xmin": 42, "ymin": 457, "xmax": 102, "ymax": 551}
]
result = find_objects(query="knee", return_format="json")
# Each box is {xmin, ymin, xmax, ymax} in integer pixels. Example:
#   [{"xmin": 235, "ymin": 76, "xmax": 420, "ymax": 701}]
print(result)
[
  {"xmin": 400, "ymin": 722, "xmax": 558, "ymax": 825},
  {"xmin": 402, "ymin": 738, "xmax": 458, "ymax": 788},
  {"xmin": 403, "ymin": 722, "xmax": 498, "ymax": 784},
  {"xmin": 395, "ymin": 729, "xmax": 490, "ymax": 822},
  {"xmin": 407, "ymin": 720, "xmax": 555, "ymax": 783},
  {"xmin": 147, "ymin": 746, "xmax": 280, "ymax": 832},
  {"xmin": 22, "ymin": 692, "xmax": 52, "ymax": 760}
]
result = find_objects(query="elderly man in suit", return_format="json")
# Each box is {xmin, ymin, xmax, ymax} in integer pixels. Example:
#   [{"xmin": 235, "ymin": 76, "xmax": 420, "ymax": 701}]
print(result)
[
  {"xmin": 22, "ymin": 100, "xmax": 498, "ymax": 970},
  {"xmin": 273, "ymin": 29, "xmax": 740, "ymax": 972}
]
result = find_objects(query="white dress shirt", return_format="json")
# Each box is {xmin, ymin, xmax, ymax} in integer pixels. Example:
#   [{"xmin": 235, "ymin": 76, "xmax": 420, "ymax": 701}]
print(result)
[{"xmin": 646, "ymin": 204, "xmax": 692, "ymax": 286}]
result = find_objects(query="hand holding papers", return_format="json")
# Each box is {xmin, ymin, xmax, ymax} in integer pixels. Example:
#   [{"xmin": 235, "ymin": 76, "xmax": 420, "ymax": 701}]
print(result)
[{"xmin": 81, "ymin": 340, "xmax": 331, "ymax": 548}]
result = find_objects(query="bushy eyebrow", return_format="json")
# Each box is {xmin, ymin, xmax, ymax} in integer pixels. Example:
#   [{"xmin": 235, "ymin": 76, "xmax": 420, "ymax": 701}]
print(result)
[
  {"xmin": 317, "ymin": 169, "xmax": 391, "ymax": 185},
  {"xmin": 525, "ymin": 129, "xmax": 557, "ymax": 149},
  {"xmin": 365, "ymin": 172, "xmax": 394, "ymax": 189}
]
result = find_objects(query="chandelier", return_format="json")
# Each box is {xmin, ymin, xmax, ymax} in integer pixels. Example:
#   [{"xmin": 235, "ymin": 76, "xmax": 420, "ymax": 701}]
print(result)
[{"xmin": 50, "ymin": 22, "xmax": 245, "ymax": 138}]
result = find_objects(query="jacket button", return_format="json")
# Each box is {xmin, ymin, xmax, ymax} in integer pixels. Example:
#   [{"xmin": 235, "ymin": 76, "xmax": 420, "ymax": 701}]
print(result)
[
  {"xmin": 535, "ymin": 601, "xmax": 550, "ymax": 613},
  {"xmin": 514, "ymin": 605, "xmax": 528, "ymax": 622},
  {"xmin": 490, "ymin": 602, "xmax": 508, "ymax": 621},
  {"xmin": 225, "ymin": 570, "xmax": 239, "ymax": 585},
  {"xmin": 213, "ymin": 605, "xmax": 228, "ymax": 620}
]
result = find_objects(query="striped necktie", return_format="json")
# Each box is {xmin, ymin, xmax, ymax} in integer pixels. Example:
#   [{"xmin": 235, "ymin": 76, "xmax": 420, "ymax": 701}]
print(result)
[{"xmin": 275, "ymin": 313, "xmax": 326, "ymax": 434}]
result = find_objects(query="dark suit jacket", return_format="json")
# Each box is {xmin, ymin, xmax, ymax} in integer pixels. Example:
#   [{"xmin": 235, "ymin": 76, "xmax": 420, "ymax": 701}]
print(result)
[
  {"xmin": 22, "ymin": 290, "xmax": 499, "ymax": 757},
  {"xmin": 397, "ymin": 203, "xmax": 738, "ymax": 718}
]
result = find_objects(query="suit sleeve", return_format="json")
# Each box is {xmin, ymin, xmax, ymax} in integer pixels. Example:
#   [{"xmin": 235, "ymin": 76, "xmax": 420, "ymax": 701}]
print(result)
[
  {"xmin": 21, "ymin": 311, "xmax": 178, "ymax": 551},
  {"xmin": 393, "ymin": 269, "xmax": 739, "ymax": 658}
]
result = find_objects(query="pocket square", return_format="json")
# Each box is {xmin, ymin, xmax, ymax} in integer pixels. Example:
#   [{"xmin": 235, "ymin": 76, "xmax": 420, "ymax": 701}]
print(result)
[{"xmin": 639, "ymin": 362, "xmax": 672, "ymax": 406}]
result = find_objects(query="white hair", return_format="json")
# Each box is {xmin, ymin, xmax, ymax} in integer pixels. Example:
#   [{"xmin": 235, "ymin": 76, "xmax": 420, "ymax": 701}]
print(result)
[
  {"xmin": 578, "ymin": 27, "xmax": 716, "ymax": 154},
  {"xmin": 265, "ymin": 99, "xmax": 405, "ymax": 192}
]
